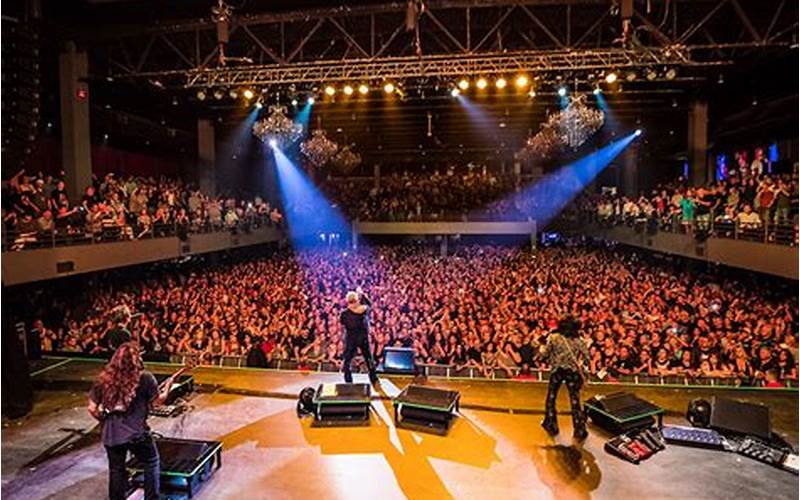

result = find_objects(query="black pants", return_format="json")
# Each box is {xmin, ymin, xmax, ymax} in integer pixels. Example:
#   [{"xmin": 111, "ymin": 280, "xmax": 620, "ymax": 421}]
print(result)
[
  {"xmin": 343, "ymin": 334, "xmax": 377, "ymax": 383},
  {"xmin": 543, "ymin": 367, "xmax": 586, "ymax": 434},
  {"xmin": 105, "ymin": 433, "xmax": 160, "ymax": 500}
]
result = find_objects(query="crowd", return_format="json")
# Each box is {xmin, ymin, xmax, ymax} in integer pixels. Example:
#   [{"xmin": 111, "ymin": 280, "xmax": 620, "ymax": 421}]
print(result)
[
  {"xmin": 321, "ymin": 164, "xmax": 527, "ymax": 221},
  {"xmin": 2, "ymin": 169, "xmax": 283, "ymax": 250},
  {"xmin": 582, "ymin": 171, "xmax": 798, "ymax": 241},
  {"xmin": 24, "ymin": 242, "xmax": 798, "ymax": 386}
]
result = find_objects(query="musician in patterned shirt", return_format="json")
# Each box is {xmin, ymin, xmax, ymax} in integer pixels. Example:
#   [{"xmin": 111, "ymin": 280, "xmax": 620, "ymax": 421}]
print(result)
[{"xmin": 540, "ymin": 317, "xmax": 590, "ymax": 441}]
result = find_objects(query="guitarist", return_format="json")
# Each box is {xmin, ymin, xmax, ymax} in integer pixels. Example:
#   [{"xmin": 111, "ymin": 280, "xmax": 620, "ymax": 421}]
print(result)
[
  {"xmin": 540, "ymin": 316, "xmax": 590, "ymax": 441},
  {"xmin": 87, "ymin": 342, "xmax": 186, "ymax": 500}
]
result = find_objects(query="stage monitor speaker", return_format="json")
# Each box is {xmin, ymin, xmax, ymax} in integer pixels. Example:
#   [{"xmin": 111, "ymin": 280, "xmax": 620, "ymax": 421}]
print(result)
[
  {"xmin": 381, "ymin": 347, "xmax": 416, "ymax": 374},
  {"xmin": 585, "ymin": 392, "xmax": 664, "ymax": 434},
  {"xmin": 710, "ymin": 397, "xmax": 771, "ymax": 440},
  {"xmin": 127, "ymin": 437, "xmax": 222, "ymax": 498},
  {"xmin": 393, "ymin": 385, "xmax": 460, "ymax": 434}
]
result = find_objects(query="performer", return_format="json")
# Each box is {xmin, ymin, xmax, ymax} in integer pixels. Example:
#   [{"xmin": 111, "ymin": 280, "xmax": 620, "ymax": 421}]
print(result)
[
  {"xmin": 88, "ymin": 342, "xmax": 185, "ymax": 500},
  {"xmin": 541, "ymin": 317, "xmax": 590, "ymax": 440},
  {"xmin": 340, "ymin": 286, "xmax": 379, "ymax": 385}
]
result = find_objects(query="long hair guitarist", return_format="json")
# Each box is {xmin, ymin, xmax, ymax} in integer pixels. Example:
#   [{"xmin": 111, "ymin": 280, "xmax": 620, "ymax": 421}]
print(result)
[
  {"xmin": 87, "ymin": 342, "xmax": 187, "ymax": 500},
  {"xmin": 540, "ymin": 316, "xmax": 590, "ymax": 441}
]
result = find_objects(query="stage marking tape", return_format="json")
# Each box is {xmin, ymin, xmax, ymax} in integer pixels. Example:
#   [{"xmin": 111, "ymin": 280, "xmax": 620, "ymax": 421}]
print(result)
[{"xmin": 30, "ymin": 358, "xmax": 73, "ymax": 377}]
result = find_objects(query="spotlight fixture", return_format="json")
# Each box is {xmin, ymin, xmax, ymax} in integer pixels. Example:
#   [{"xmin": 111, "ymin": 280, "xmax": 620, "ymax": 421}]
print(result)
[
  {"xmin": 625, "ymin": 71, "xmax": 637, "ymax": 82},
  {"xmin": 593, "ymin": 87, "xmax": 602, "ymax": 95},
  {"xmin": 268, "ymin": 138, "xmax": 277, "ymax": 148},
  {"xmin": 458, "ymin": 79, "xmax": 470, "ymax": 90},
  {"xmin": 255, "ymin": 100, "xmax": 263, "ymax": 109},
  {"xmin": 324, "ymin": 85, "xmax": 336, "ymax": 96},
  {"xmin": 243, "ymin": 89, "xmax": 255, "ymax": 100},
  {"xmin": 605, "ymin": 72, "xmax": 618, "ymax": 84},
  {"xmin": 229, "ymin": 89, "xmax": 239, "ymax": 99},
  {"xmin": 634, "ymin": 129, "xmax": 642, "ymax": 137},
  {"xmin": 671, "ymin": 99, "xmax": 678, "ymax": 108},
  {"xmin": 646, "ymin": 69, "xmax": 657, "ymax": 81},
  {"xmin": 358, "ymin": 84, "xmax": 369, "ymax": 95},
  {"xmin": 383, "ymin": 82, "xmax": 395, "ymax": 94},
  {"xmin": 450, "ymin": 88, "xmax": 460, "ymax": 97},
  {"xmin": 557, "ymin": 87, "xmax": 567, "ymax": 97},
  {"xmin": 197, "ymin": 90, "xmax": 207, "ymax": 101},
  {"xmin": 291, "ymin": 98, "xmax": 298, "ymax": 106},
  {"xmin": 343, "ymin": 85, "xmax": 354, "ymax": 96},
  {"xmin": 515, "ymin": 75, "xmax": 529, "ymax": 88},
  {"xmin": 495, "ymin": 78, "xmax": 507, "ymax": 89},
  {"xmin": 171, "ymin": 96, "xmax": 179, "ymax": 106},
  {"xmin": 528, "ymin": 89, "xmax": 536, "ymax": 98},
  {"xmin": 717, "ymin": 74, "xmax": 724, "ymax": 84},
  {"xmin": 307, "ymin": 97, "xmax": 315, "ymax": 105},
  {"xmin": 213, "ymin": 89, "xmax": 224, "ymax": 100},
  {"xmin": 476, "ymin": 78, "xmax": 488, "ymax": 89},
  {"xmin": 665, "ymin": 68, "xmax": 677, "ymax": 80}
]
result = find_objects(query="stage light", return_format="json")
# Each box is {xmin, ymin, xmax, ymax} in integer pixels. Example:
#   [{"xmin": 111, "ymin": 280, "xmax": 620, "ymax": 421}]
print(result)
[
  {"xmin": 213, "ymin": 89, "xmax": 224, "ymax": 100},
  {"xmin": 196, "ymin": 90, "xmax": 206, "ymax": 101},
  {"xmin": 495, "ymin": 78, "xmax": 507, "ymax": 89},
  {"xmin": 593, "ymin": 87, "xmax": 602, "ymax": 95},
  {"xmin": 665, "ymin": 68, "xmax": 677, "ymax": 80},
  {"xmin": 268, "ymin": 138, "xmax": 277, "ymax": 148},
  {"xmin": 458, "ymin": 79, "xmax": 470, "ymax": 90},
  {"xmin": 358, "ymin": 84, "xmax": 369, "ymax": 95},
  {"xmin": 528, "ymin": 89, "xmax": 536, "ymax": 98},
  {"xmin": 450, "ymin": 88, "xmax": 460, "ymax": 97},
  {"xmin": 383, "ymin": 82, "xmax": 395, "ymax": 94},
  {"xmin": 291, "ymin": 98, "xmax": 298, "ymax": 106},
  {"xmin": 229, "ymin": 89, "xmax": 238, "ymax": 99},
  {"xmin": 476, "ymin": 78, "xmax": 488, "ymax": 89},
  {"xmin": 307, "ymin": 97, "xmax": 315, "ymax": 105},
  {"xmin": 324, "ymin": 85, "xmax": 336, "ymax": 96},
  {"xmin": 343, "ymin": 85, "xmax": 354, "ymax": 96},
  {"xmin": 243, "ymin": 89, "xmax": 255, "ymax": 100},
  {"xmin": 255, "ymin": 100, "xmax": 263, "ymax": 109},
  {"xmin": 635, "ymin": 129, "xmax": 642, "ymax": 137},
  {"xmin": 515, "ymin": 75, "xmax": 529, "ymax": 88},
  {"xmin": 557, "ymin": 87, "xmax": 567, "ymax": 97},
  {"xmin": 625, "ymin": 71, "xmax": 637, "ymax": 81},
  {"xmin": 646, "ymin": 69, "xmax": 657, "ymax": 81},
  {"xmin": 605, "ymin": 72, "xmax": 618, "ymax": 84}
]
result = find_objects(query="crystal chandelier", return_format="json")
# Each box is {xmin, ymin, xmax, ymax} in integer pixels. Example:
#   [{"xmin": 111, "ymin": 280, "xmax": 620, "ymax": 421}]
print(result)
[
  {"xmin": 332, "ymin": 145, "xmax": 362, "ymax": 174},
  {"xmin": 519, "ymin": 95, "xmax": 604, "ymax": 159},
  {"xmin": 300, "ymin": 129, "xmax": 339, "ymax": 168},
  {"xmin": 252, "ymin": 105, "xmax": 304, "ymax": 146}
]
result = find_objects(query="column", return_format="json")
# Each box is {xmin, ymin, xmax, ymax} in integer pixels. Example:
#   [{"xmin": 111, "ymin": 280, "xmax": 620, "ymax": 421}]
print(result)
[
  {"xmin": 687, "ymin": 100, "xmax": 709, "ymax": 186},
  {"xmin": 58, "ymin": 41, "xmax": 92, "ymax": 203},
  {"xmin": 197, "ymin": 119, "xmax": 216, "ymax": 196},
  {"xmin": 621, "ymin": 141, "xmax": 639, "ymax": 197},
  {"xmin": 373, "ymin": 163, "xmax": 380, "ymax": 190}
]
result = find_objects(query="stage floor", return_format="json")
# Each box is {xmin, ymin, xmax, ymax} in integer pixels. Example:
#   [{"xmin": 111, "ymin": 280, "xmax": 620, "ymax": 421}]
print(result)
[{"xmin": 2, "ymin": 360, "xmax": 798, "ymax": 499}]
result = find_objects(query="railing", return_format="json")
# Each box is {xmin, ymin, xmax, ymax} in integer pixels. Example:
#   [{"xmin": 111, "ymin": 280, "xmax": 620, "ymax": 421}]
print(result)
[
  {"xmin": 587, "ymin": 210, "xmax": 797, "ymax": 247},
  {"xmin": 153, "ymin": 353, "xmax": 796, "ymax": 389},
  {"xmin": 2, "ymin": 215, "xmax": 283, "ymax": 252}
]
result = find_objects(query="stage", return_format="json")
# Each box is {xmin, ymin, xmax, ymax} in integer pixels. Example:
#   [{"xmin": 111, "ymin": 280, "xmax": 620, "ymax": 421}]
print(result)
[{"xmin": 2, "ymin": 359, "xmax": 797, "ymax": 499}]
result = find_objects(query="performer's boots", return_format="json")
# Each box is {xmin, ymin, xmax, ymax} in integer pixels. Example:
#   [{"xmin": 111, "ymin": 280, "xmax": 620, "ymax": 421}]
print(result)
[{"xmin": 541, "ymin": 419, "xmax": 559, "ymax": 436}]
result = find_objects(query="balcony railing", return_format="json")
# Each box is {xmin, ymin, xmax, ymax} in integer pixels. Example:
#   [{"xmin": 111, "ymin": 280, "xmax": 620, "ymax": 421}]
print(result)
[{"xmin": 2, "ymin": 215, "xmax": 283, "ymax": 252}]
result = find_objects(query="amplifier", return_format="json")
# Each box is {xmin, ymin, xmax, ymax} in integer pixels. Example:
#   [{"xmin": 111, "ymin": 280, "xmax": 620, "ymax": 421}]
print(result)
[{"xmin": 710, "ymin": 397, "xmax": 771, "ymax": 440}]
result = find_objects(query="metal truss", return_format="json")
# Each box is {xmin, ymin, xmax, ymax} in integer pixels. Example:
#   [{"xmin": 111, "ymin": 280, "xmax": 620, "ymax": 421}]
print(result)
[
  {"xmin": 85, "ymin": 0, "xmax": 796, "ymax": 90},
  {"xmin": 175, "ymin": 47, "xmax": 696, "ymax": 88}
]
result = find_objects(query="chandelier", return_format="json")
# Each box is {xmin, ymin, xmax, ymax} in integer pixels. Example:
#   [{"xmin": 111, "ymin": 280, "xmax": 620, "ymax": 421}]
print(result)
[
  {"xmin": 519, "ymin": 95, "xmax": 604, "ymax": 159},
  {"xmin": 300, "ymin": 129, "xmax": 339, "ymax": 168},
  {"xmin": 252, "ymin": 105, "xmax": 304, "ymax": 146},
  {"xmin": 332, "ymin": 145, "xmax": 362, "ymax": 174}
]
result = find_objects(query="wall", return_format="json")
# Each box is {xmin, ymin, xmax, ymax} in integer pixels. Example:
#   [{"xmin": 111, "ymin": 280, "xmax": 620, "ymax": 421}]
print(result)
[{"xmin": 583, "ymin": 225, "xmax": 798, "ymax": 279}]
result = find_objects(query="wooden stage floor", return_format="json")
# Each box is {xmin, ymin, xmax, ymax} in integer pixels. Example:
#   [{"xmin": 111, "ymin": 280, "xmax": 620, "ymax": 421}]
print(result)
[{"xmin": 2, "ymin": 359, "xmax": 797, "ymax": 499}]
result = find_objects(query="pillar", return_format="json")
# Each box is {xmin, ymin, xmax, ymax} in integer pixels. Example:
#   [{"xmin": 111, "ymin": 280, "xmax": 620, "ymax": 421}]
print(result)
[
  {"xmin": 58, "ymin": 41, "xmax": 92, "ymax": 203},
  {"xmin": 688, "ymin": 100, "xmax": 709, "ymax": 186},
  {"xmin": 197, "ymin": 119, "xmax": 216, "ymax": 196},
  {"xmin": 621, "ymin": 141, "xmax": 639, "ymax": 197},
  {"xmin": 373, "ymin": 164, "xmax": 380, "ymax": 190}
]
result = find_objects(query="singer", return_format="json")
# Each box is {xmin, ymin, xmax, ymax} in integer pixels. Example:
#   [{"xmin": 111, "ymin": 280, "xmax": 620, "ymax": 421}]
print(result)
[{"xmin": 340, "ymin": 286, "xmax": 379, "ymax": 385}]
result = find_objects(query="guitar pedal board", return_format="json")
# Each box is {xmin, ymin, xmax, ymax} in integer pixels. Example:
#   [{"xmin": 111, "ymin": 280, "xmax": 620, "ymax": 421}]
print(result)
[{"xmin": 604, "ymin": 426, "xmax": 666, "ymax": 464}]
